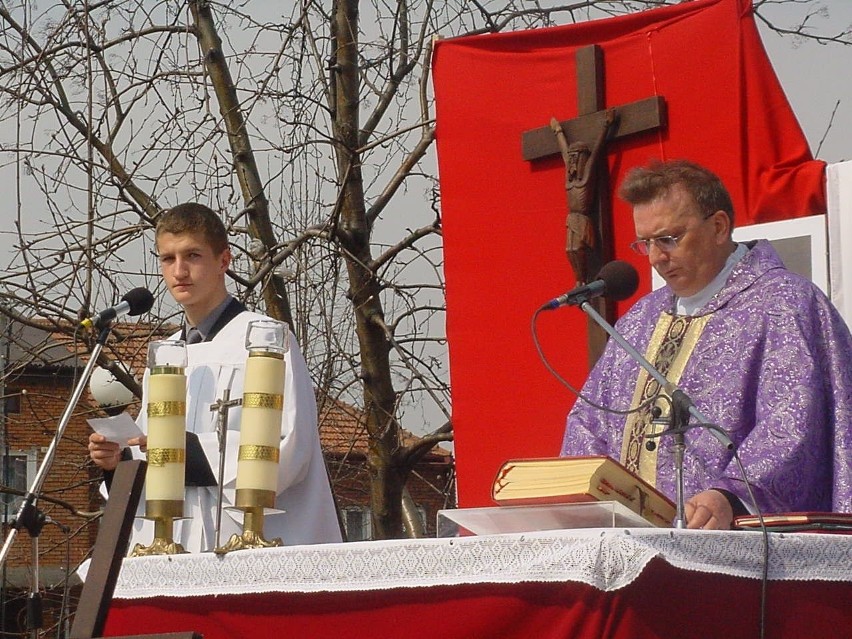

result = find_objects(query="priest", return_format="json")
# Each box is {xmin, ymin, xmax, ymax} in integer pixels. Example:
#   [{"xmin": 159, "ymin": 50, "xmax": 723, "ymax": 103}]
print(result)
[{"xmin": 561, "ymin": 160, "xmax": 852, "ymax": 529}]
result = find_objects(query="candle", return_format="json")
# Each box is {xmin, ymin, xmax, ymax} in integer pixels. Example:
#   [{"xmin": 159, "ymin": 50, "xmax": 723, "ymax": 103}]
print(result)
[
  {"xmin": 235, "ymin": 321, "xmax": 289, "ymax": 509},
  {"xmin": 145, "ymin": 340, "xmax": 187, "ymax": 509}
]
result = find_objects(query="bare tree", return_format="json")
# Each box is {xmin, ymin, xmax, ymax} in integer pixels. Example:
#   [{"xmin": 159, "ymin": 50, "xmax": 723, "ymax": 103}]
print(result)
[{"xmin": 0, "ymin": 0, "xmax": 848, "ymax": 551}]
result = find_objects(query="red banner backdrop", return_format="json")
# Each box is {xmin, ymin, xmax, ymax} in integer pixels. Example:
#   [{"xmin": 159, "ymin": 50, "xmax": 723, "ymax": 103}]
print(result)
[{"xmin": 433, "ymin": 0, "xmax": 826, "ymax": 506}]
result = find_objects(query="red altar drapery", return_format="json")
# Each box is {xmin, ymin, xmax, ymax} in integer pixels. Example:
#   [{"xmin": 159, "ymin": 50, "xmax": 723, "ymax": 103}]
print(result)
[
  {"xmin": 104, "ymin": 559, "xmax": 851, "ymax": 639},
  {"xmin": 432, "ymin": 0, "xmax": 826, "ymax": 506}
]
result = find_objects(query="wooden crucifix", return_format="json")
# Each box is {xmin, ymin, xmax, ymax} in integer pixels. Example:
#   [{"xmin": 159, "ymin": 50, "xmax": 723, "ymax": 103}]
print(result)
[{"xmin": 522, "ymin": 44, "xmax": 667, "ymax": 366}]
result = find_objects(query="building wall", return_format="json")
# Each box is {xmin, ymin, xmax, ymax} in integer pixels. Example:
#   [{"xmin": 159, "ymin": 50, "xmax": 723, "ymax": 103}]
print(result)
[
  {"xmin": 328, "ymin": 455, "xmax": 455, "ymax": 540},
  {"xmin": 2, "ymin": 370, "xmax": 102, "ymax": 636},
  {"xmin": 2, "ymin": 371, "xmax": 100, "ymax": 574}
]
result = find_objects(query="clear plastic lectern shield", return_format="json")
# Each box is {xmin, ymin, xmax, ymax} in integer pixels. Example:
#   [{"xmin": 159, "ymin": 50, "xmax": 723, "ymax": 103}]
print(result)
[{"xmin": 437, "ymin": 501, "xmax": 656, "ymax": 538}]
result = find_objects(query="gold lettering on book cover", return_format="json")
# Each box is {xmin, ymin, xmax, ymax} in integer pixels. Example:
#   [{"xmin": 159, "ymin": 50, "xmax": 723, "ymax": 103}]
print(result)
[{"xmin": 620, "ymin": 312, "xmax": 710, "ymax": 485}]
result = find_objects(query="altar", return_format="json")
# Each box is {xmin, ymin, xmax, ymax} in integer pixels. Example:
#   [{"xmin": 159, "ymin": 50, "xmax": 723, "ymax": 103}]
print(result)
[{"xmin": 102, "ymin": 528, "xmax": 852, "ymax": 639}]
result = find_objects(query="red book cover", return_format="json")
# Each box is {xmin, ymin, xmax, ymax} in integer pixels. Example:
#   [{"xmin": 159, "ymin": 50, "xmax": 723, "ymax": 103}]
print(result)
[{"xmin": 734, "ymin": 512, "xmax": 852, "ymax": 534}]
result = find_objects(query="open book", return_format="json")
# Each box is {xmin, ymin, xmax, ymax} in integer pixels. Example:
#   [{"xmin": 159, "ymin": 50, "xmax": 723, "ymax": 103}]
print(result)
[{"xmin": 492, "ymin": 455, "xmax": 675, "ymax": 527}]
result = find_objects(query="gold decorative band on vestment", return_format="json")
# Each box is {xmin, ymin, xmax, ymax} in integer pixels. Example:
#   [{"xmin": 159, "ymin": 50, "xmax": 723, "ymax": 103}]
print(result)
[
  {"xmin": 147, "ymin": 448, "xmax": 186, "ymax": 466},
  {"xmin": 248, "ymin": 350, "xmax": 284, "ymax": 360},
  {"xmin": 242, "ymin": 392, "xmax": 283, "ymax": 410},
  {"xmin": 151, "ymin": 366, "xmax": 185, "ymax": 376},
  {"xmin": 620, "ymin": 312, "xmax": 710, "ymax": 485},
  {"xmin": 238, "ymin": 444, "xmax": 280, "ymax": 463},
  {"xmin": 147, "ymin": 401, "xmax": 186, "ymax": 418}
]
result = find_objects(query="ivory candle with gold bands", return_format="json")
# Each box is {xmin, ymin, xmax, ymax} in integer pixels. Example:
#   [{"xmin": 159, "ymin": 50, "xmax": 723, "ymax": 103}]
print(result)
[
  {"xmin": 145, "ymin": 339, "xmax": 188, "ymax": 507},
  {"xmin": 235, "ymin": 320, "xmax": 289, "ymax": 509}
]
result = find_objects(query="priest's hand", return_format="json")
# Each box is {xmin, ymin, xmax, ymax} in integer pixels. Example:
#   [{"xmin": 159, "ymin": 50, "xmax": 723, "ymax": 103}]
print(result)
[
  {"xmin": 684, "ymin": 489, "xmax": 734, "ymax": 530},
  {"xmin": 88, "ymin": 432, "xmax": 123, "ymax": 471}
]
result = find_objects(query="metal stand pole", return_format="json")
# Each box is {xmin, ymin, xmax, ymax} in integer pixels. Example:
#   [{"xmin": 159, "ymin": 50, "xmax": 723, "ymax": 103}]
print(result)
[
  {"xmin": 1, "ymin": 325, "xmax": 112, "ymax": 567},
  {"xmin": 0, "ymin": 324, "xmax": 113, "ymax": 639},
  {"xmin": 668, "ymin": 390, "xmax": 693, "ymax": 528}
]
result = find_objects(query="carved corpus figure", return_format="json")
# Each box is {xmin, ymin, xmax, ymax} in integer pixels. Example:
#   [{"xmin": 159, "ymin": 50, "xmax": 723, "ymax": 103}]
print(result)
[{"xmin": 550, "ymin": 109, "xmax": 618, "ymax": 284}]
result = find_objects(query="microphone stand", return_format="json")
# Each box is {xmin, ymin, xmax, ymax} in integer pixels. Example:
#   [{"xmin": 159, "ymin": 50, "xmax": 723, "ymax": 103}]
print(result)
[
  {"xmin": 0, "ymin": 324, "xmax": 114, "ymax": 636},
  {"xmin": 577, "ymin": 298, "xmax": 735, "ymax": 528}
]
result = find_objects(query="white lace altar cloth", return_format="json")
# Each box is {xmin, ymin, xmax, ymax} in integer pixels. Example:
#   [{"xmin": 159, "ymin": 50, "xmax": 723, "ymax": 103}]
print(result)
[{"xmin": 110, "ymin": 528, "xmax": 852, "ymax": 600}]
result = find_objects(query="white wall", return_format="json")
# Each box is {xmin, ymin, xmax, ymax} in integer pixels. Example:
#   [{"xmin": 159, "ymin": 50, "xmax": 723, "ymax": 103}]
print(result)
[{"xmin": 828, "ymin": 161, "xmax": 852, "ymax": 327}]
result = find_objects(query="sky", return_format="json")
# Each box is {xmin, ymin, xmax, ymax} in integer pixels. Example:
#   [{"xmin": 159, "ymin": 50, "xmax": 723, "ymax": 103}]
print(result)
[
  {"xmin": 758, "ymin": 1, "xmax": 851, "ymax": 164},
  {"xmin": 1, "ymin": 1, "xmax": 850, "ymax": 306}
]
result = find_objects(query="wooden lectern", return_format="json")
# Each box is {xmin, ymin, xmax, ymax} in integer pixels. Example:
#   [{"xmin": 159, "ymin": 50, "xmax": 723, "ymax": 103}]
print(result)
[{"xmin": 69, "ymin": 460, "xmax": 201, "ymax": 639}]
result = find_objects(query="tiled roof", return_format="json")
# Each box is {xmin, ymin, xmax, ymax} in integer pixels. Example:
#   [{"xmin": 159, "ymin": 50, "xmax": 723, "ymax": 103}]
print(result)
[
  {"xmin": 318, "ymin": 394, "xmax": 451, "ymax": 461},
  {"xmin": 3, "ymin": 318, "xmax": 173, "ymax": 375},
  {"xmin": 6, "ymin": 319, "xmax": 451, "ymax": 459}
]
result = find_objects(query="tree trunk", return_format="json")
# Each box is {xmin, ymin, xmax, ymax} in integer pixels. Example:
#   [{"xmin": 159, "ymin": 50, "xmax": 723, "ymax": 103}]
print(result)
[
  {"xmin": 331, "ymin": 0, "xmax": 408, "ymax": 538},
  {"xmin": 189, "ymin": 0, "xmax": 292, "ymax": 326}
]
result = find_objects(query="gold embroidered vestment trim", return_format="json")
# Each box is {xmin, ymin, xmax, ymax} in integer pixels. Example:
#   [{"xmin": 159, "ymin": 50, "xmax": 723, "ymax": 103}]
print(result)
[{"xmin": 619, "ymin": 312, "xmax": 710, "ymax": 486}]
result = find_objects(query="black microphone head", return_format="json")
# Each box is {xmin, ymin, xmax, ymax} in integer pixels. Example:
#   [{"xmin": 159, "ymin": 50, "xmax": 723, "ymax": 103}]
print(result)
[
  {"xmin": 595, "ymin": 260, "xmax": 639, "ymax": 301},
  {"xmin": 121, "ymin": 287, "xmax": 155, "ymax": 316}
]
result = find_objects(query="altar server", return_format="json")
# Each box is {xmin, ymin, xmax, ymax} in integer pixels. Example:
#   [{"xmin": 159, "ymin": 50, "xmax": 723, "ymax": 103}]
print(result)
[{"xmin": 90, "ymin": 203, "xmax": 342, "ymax": 551}]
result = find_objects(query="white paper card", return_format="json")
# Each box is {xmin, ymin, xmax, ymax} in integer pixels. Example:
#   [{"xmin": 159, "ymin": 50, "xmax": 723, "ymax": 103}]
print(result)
[{"xmin": 87, "ymin": 413, "xmax": 144, "ymax": 447}]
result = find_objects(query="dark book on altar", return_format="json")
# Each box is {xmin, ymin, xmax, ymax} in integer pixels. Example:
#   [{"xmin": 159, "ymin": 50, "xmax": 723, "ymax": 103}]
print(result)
[
  {"xmin": 491, "ymin": 455, "xmax": 675, "ymax": 527},
  {"xmin": 734, "ymin": 511, "xmax": 852, "ymax": 534}
]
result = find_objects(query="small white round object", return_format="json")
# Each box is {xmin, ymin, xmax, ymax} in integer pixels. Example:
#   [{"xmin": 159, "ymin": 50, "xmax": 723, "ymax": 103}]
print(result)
[{"xmin": 89, "ymin": 365, "xmax": 135, "ymax": 408}]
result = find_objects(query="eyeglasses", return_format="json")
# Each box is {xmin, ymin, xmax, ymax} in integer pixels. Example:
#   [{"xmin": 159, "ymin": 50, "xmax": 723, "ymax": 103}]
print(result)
[
  {"xmin": 629, "ymin": 212, "xmax": 717, "ymax": 256},
  {"xmin": 629, "ymin": 233, "xmax": 685, "ymax": 256}
]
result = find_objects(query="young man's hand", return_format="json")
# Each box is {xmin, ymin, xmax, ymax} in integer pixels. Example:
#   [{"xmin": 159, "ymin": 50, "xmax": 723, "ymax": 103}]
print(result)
[
  {"xmin": 88, "ymin": 434, "xmax": 147, "ymax": 470},
  {"xmin": 88, "ymin": 432, "xmax": 122, "ymax": 471}
]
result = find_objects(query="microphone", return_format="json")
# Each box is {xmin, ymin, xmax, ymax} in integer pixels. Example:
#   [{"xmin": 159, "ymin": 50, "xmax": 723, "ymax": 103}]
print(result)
[
  {"xmin": 543, "ymin": 260, "xmax": 639, "ymax": 310},
  {"xmin": 80, "ymin": 288, "xmax": 155, "ymax": 329}
]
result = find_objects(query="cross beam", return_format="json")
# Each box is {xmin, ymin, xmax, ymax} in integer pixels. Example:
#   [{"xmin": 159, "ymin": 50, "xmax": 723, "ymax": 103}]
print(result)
[{"xmin": 523, "ymin": 95, "xmax": 666, "ymax": 162}]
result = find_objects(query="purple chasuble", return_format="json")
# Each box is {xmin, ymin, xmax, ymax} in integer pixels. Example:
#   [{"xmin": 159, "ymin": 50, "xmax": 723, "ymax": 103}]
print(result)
[{"xmin": 562, "ymin": 239, "xmax": 852, "ymax": 514}]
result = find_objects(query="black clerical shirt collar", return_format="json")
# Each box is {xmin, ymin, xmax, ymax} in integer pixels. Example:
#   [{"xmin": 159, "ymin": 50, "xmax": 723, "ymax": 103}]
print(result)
[{"xmin": 182, "ymin": 295, "xmax": 246, "ymax": 343}]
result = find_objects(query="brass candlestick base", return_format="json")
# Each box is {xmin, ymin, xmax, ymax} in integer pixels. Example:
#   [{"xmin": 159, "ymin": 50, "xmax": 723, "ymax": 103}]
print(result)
[
  {"xmin": 130, "ymin": 500, "xmax": 188, "ymax": 557},
  {"xmin": 213, "ymin": 529, "xmax": 282, "ymax": 555},
  {"xmin": 214, "ymin": 501, "xmax": 282, "ymax": 555},
  {"xmin": 131, "ymin": 534, "xmax": 187, "ymax": 557}
]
